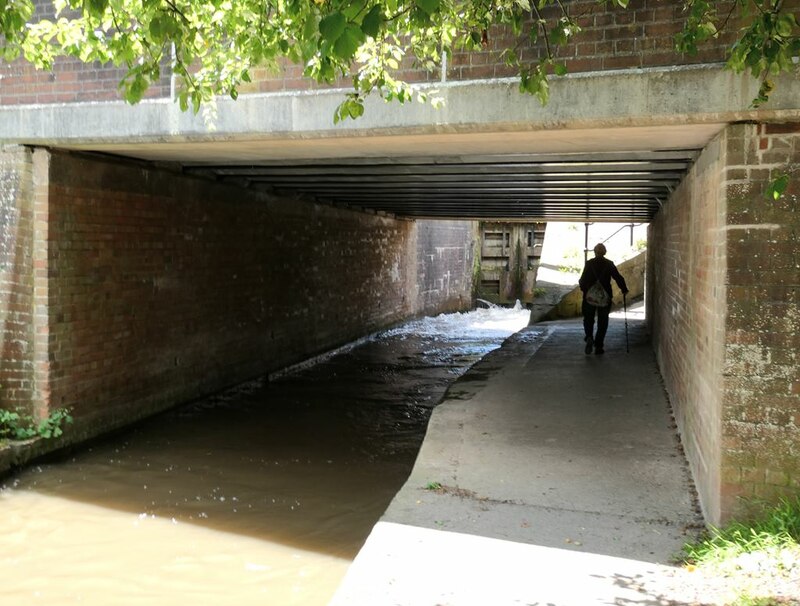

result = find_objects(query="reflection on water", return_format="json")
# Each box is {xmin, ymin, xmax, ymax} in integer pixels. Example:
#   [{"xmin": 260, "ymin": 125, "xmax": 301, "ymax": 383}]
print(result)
[{"xmin": 0, "ymin": 306, "xmax": 529, "ymax": 605}]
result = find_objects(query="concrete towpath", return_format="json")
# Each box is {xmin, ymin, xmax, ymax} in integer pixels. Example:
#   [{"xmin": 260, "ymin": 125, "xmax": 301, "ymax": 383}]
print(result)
[{"xmin": 329, "ymin": 314, "xmax": 709, "ymax": 606}]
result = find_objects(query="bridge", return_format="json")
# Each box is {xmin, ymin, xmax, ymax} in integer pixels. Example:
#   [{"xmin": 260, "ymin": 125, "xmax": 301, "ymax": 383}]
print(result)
[{"xmin": 1, "ymin": 15, "xmax": 799, "ymax": 527}]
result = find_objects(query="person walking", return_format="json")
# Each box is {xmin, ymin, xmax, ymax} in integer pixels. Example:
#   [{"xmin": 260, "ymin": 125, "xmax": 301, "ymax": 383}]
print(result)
[{"xmin": 579, "ymin": 243, "xmax": 628, "ymax": 355}]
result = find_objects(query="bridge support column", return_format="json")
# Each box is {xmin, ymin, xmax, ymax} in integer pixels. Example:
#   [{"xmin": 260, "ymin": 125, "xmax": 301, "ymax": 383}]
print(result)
[
  {"xmin": 650, "ymin": 122, "xmax": 800, "ymax": 524},
  {"xmin": 0, "ymin": 146, "xmax": 49, "ymax": 421}
]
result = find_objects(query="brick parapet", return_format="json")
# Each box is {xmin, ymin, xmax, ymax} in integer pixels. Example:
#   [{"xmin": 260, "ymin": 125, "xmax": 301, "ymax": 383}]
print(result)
[
  {"xmin": 1, "ymin": 0, "xmax": 745, "ymax": 106},
  {"xmin": 0, "ymin": 0, "xmax": 170, "ymax": 106}
]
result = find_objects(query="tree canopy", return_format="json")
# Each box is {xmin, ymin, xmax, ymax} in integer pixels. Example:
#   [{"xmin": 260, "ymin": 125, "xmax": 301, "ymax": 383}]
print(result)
[{"xmin": 1, "ymin": 0, "xmax": 798, "ymax": 120}]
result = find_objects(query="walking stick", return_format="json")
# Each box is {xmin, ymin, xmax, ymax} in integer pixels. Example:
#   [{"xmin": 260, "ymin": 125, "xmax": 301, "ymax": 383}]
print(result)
[{"xmin": 623, "ymin": 293, "xmax": 629, "ymax": 353}]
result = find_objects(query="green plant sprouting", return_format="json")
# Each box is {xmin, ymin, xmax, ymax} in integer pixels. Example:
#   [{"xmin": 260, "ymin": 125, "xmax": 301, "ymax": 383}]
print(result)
[
  {"xmin": 684, "ymin": 497, "xmax": 800, "ymax": 565},
  {"xmin": 0, "ymin": 407, "xmax": 73, "ymax": 441}
]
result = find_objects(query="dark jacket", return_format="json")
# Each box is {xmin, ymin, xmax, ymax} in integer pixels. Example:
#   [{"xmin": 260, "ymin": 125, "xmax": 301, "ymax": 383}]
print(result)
[{"xmin": 579, "ymin": 257, "xmax": 628, "ymax": 301}]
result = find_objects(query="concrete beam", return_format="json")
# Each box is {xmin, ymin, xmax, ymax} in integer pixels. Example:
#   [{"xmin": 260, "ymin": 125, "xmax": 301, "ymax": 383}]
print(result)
[{"xmin": 1, "ymin": 65, "xmax": 799, "ymax": 164}]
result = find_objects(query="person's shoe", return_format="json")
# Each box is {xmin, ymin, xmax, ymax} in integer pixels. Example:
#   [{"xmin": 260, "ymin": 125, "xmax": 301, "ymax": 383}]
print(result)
[
  {"xmin": 594, "ymin": 346, "xmax": 605, "ymax": 355},
  {"xmin": 585, "ymin": 336, "xmax": 594, "ymax": 355}
]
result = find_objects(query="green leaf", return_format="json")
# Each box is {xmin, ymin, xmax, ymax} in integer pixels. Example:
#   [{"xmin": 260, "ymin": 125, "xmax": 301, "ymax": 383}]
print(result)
[
  {"xmin": 84, "ymin": 0, "xmax": 108, "ymax": 17},
  {"xmin": 415, "ymin": 0, "xmax": 440, "ymax": 17},
  {"xmin": 554, "ymin": 62, "xmax": 568, "ymax": 76},
  {"xmin": 149, "ymin": 15, "xmax": 166, "ymax": 41},
  {"xmin": 348, "ymin": 99, "xmax": 364, "ymax": 118},
  {"xmin": 319, "ymin": 12, "xmax": 347, "ymax": 43},
  {"xmin": 343, "ymin": 1, "xmax": 367, "ymax": 21},
  {"xmin": 361, "ymin": 5, "xmax": 382, "ymax": 38},
  {"xmin": 778, "ymin": 14, "xmax": 797, "ymax": 37},
  {"xmin": 765, "ymin": 173, "xmax": 789, "ymax": 201},
  {"xmin": 334, "ymin": 25, "xmax": 365, "ymax": 60}
]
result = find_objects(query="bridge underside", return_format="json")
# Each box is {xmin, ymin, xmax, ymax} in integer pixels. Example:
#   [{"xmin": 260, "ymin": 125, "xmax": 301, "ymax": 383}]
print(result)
[{"xmin": 62, "ymin": 125, "xmax": 715, "ymax": 223}]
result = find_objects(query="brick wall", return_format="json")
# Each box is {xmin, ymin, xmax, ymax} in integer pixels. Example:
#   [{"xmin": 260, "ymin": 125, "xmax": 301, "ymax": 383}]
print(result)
[
  {"xmin": 1, "ymin": 0, "xmax": 742, "ymax": 105},
  {"xmin": 0, "ymin": 146, "xmax": 36, "ymax": 416},
  {"xmin": 720, "ymin": 123, "xmax": 800, "ymax": 521},
  {"xmin": 447, "ymin": 0, "xmax": 736, "ymax": 81},
  {"xmin": 16, "ymin": 150, "xmax": 474, "ymax": 441},
  {"xmin": 650, "ymin": 123, "xmax": 800, "ymax": 524},
  {"xmin": 0, "ymin": 0, "xmax": 170, "ymax": 106},
  {"xmin": 649, "ymin": 132, "xmax": 727, "ymax": 523},
  {"xmin": 414, "ymin": 220, "xmax": 478, "ymax": 317}
]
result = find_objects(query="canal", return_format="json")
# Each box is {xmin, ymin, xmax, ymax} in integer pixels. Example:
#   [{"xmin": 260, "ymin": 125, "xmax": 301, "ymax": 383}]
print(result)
[{"xmin": 0, "ymin": 305, "xmax": 529, "ymax": 605}]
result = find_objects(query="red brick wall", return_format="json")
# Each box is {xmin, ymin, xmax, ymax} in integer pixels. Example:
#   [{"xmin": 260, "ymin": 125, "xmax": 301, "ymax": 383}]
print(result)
[
  {"xmin": 0, "ymin": 0, "xmax": 170, "ymax": 106},
  {"xmin": 19, "ymin": 150, "xmax": 474, "ymax": 440},
  {"xmin": 720, "ymin": 122, "xmax": 800, "ymax": 521},
  {"xmin": 414, "ymin": 220, "xmax": 478, "ymax": 316},
  {"xmin": 447, "ymin": 0, "xmax": 737, "ymax": 81},
  {"xmin": 1, "ymin": 0, "xmax": 741, "ymax": 105},
  {"xmin": 650, "ymin": 123, "xmax": 800, "ymax": 523},
  {"xmin": 0, "ymin": 146, "xmax": 37, "ymax": 416},
  {"xmin": 648, "ymin": 131, "xmax": 728, "ymax": 523}
]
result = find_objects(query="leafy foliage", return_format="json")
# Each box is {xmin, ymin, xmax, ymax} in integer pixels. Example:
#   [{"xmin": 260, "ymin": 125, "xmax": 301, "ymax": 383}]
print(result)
[
  {"xmin": 1, "ymin": 1, "xmax": 797, "ymax": 119},
  {"xmin": 677, "ymin": 0, "xmax": 800, "ymax": 108},
  {"xmin": 0, "ymin": 407, "xmax": 73, "ymax": 441},
  {"xmin": 765, "ymin": 171, "xmax": 790, "ymax": 200}
]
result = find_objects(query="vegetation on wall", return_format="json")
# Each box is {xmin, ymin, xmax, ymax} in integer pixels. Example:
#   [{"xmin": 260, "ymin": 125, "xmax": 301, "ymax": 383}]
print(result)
[
  {"xmin": 0, "ymin": 1, "xmax": 797, "ymax": 120},
  {"xmin": 0, "ymin": 406, "xmax": 73, "ymax": 442}
]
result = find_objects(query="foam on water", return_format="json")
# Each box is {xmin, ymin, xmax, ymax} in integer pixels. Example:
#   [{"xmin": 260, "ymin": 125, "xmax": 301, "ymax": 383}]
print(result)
[{"xmin": 384, "ymin": 301, "xmax": 530, "ymax": 342}]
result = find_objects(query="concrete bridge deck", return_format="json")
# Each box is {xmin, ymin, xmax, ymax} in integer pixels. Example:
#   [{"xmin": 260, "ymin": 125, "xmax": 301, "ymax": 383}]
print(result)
[{"xmin": 330, "ymin": 314, "xmax": 709, "ymax": 605}]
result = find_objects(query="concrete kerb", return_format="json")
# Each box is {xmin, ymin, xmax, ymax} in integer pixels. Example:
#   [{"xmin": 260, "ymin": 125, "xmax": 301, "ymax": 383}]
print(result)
[{"xmin": 329, "ymin": 317, "xmax": 704, "ymax": 606}]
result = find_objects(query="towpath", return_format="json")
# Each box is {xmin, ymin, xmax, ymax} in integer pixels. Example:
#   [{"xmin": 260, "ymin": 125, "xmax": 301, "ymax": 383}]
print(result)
[{"xmin": 330, "ymin": 314, "xmax": 709, "ymax": 606}]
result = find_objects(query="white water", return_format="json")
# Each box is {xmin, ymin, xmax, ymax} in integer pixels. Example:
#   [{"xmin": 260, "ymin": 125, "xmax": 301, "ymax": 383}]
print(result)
[{"xmin": 385, "ymin": 302, "xmax": 530, "ymax": 341}]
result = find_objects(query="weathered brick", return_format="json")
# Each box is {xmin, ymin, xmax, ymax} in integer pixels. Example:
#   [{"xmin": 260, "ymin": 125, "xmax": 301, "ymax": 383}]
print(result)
[
  {"xmin": 0, "ymin": 0, "xmax": 737, "ymax": 104},
  {"xmin": 12, "ymin": 149, "xmax": 476, "ymax": 445},
  {"xmin": 0, "ymin": 146, "xmax": 38, "ymax": 414},
  {"xmin": 764, "ymin": 122, "xmax": 800, "ymax": 135},
  {"xmin": 650, "ymin": 123, "xmax": 800, "ymax": 524}
]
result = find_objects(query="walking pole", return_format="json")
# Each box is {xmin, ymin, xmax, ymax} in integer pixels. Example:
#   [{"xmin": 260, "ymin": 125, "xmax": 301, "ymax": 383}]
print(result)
[{"xmin": 623, "ymin": 293, "xmax": 629, "ymax": 353}]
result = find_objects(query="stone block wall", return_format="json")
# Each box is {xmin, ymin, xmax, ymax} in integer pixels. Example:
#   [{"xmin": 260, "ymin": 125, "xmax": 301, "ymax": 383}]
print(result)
[
  {"xmin": 650, "ymin": 123, "xmax": 800, "ymax": 523},
  {"xmin": 1, "ymin": 148, "xmax": 475, "ymax": 444}
]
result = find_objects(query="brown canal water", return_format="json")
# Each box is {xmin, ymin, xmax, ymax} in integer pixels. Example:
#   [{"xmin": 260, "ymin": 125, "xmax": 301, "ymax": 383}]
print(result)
[{"xmin": 0, "ymin": 307, "xmax": 529, "ymax": 606}]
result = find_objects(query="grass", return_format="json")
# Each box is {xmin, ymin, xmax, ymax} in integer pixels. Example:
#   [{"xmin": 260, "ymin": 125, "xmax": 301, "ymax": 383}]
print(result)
[
  {"xmin": 684, "ymin": 497, "xmax": 800, "ymax": 565},
  {"xmin": 682, "ymin": 497, "xmax": 800, "ymax": 606}
]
